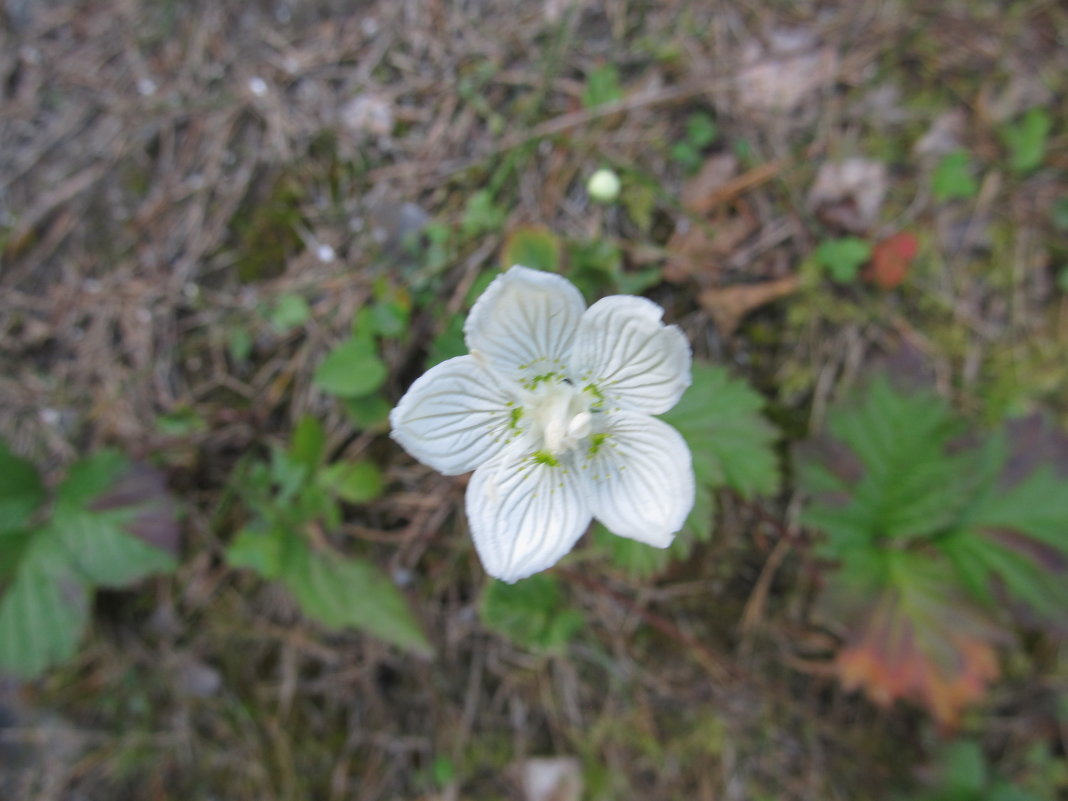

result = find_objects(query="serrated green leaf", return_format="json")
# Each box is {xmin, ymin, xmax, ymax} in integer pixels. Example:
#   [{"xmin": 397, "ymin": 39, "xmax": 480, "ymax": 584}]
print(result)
[
  {"xmin": 53, "ymin": 508, "xmax": 176, "ymax": 587},
  {"xmin": 813, "ymin": 237, "xmax": 872, "ymax": 283},
  {"xmin": 969, "ymin": 466, "xmax": 1068, "ymax": 550},
  {"xmin": 280, "ymin": 543, "xmax": 431, "ymax": 657},
  {"xmin": 0, "ymin": 442, "xmax": 44, "ymax": 533},
  {"xmin": 319, "ymin": 461, "xmax": 383, "ymax": 504},
  {"xmin": 812, "ymin": 377, "xmax": 981, "ymax": 543},
  {"xmin": 0, "ymin": 449, "xmax": 178, "ymax": 679},
  {"xmin": 314, "ymin": 336, "xmax": 387, "ymax": 398},
  {"xmin": 0, "ymin": 553, "xmax": 89, "ymax": 678},
  {"xmin": 226, "ymin": 526, "xmax": 285, "ymax": 580},
  {"xmin": 661, "ymin": 363, "xmax": 779, "ymax": 497},
  {"xmin": 480, "ymin": 573, "xmax": 583, "ymax": 653}
]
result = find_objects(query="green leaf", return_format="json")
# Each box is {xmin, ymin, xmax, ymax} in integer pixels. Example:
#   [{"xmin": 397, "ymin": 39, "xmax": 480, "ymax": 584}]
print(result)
[
  {"xmin": 226, "ymin": 526, "xmax": 285, "ymax": 580},
  {"xmin": 480, "ymin": 574, "xmax": 583, "ymax": 653},
  {"xmin": 52, "ymin": 508, "xmax": 176, "ymax": 588},
  {"xmin": 932, "ymin": 150, "xmax": 979, "ymax": 201},
  {"xmin": 805, "ymin": 377, "xmax": 980, "ymax": 545},
  {"xmin": 425, "ymin": 313, "xmax": 467, "ymax": 369},
  {"xmin": 367, "ymin": 300, "xmax": 409, "ymax": 339},
  {"xmin": 314, "ymin": 336, "xmax": 387, "ymax": 398},
  {"xmin": 1000, "ymin": 107, "xmax": 1051, "ymax": 174},
  {"xmin": 941, "ymin": 740, "xmax": 987, "ymax": 793},
  {"xmin": 268, "ymin": 293, "xmax": 312, "ymax": 332},
  {"xmin": 813, "ymin": 237, "xmax": 872, "ymax": 283},
  {"xmin": 0, "ymin": 553, "xmax": 90, "ymax": 678},
  {"xmin": 319, "ymin": 461, "xmax": 384, "ymax": 504},
  {"xmin": 227, "ymin": 326, "xmax": 253, "ymax": 363},
  {"xmin": 0, "ymin": 452, "xmax": 178, "ymax": 678},
  {"xmin": 661, "ymin": 364, "xmax": 779, "ymax": 497},
  {"xmin": 0, "ymin": 441, "xmax": 44, "ymax": 533},
  {"xmin": 1051, "ymin": 197, "xmax": 1068, "ymax": 232},
  {"xmin": 156, "ymin": 407, "xmax": 208, "ymax": 436},
  {"xmin": 344, "ymin": 393, "xmax": 392, "ymax": 430},
  {"xmin": 581, "ymin": 64, "xmax": 622, "ymax": 108},
  {"xmin": 461, "ymin": 190, "xmax": 505, "ymax": 237},
  {"xmin": 289, "ymin": 416, "xmax": 326, "ymax": 472},
  {"xmin": 685, "ymin": 112, "xmax": 718, "ymax": 148},
  {"xmin": 280, "ymin": 543, "xmax": 431, "ymax": 657},
  {"xmin": 56, "ymin": 449, "xmax": 128, "ymax": 510},
  {"xmin": 969, "ymin": 466, "xmax": 1068, "ymax": 550},
  {"xmin": 500, "ymin": 225, "xmax": 562, "ymax": 272}
]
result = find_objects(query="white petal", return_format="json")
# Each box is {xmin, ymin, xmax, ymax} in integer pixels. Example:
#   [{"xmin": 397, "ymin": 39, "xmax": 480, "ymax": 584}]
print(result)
[
  {"xmin": 464, "ymin": 265, "xmax": 586, "ymax": 386},
  {"xmin": 579, "ymin": 411, "xmax": 694, "ymax": 547},
  {"xmin": 390, "ymin": 355, "xmax": 520, "ymax": 476},
  {"xmin": 466, "ymin": 445, "xmax": 591, "ymax": 583},
  {"xmin": 569, "ymin": 296, "xmax": 691, "ymax": 414}
]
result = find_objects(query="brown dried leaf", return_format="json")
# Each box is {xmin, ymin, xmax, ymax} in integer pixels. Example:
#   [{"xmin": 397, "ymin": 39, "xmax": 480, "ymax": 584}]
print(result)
[
  {"xmin": 664, "ymin": 215, "xmax": 757, "ymax": 283},
  {"xmin": 735, "ymin": 32, "xmax": 839, "ymax": 114},
  {"xmin": 699, "ymin": 275, "xmax": 799, "ymax": 337},
  {"xmin": 680, "ymin": 154, "xmax": 739, "ymax": 211}
]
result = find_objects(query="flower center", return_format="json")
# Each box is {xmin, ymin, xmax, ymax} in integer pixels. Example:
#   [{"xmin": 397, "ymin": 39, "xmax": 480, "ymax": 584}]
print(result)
[{"xmin": 525, "ymin": 379, "xmax": 593, "ymax": 457}]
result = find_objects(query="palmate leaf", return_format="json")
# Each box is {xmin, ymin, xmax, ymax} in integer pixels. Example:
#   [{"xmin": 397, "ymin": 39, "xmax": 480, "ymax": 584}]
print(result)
[
  {"xmin": 0, "ymin": 450, "xmax": 178, "ymax": 678},
  {"xmin": 801, "ymin": 379, "xmax": 1068, "ymax": 723},
  {"xmin": 813, "ymin": 376, "xmax": 980, "ymax": 544},
  {"xmin": 661, "ymin": 363, "xmax": 779, "ymax": 498}
]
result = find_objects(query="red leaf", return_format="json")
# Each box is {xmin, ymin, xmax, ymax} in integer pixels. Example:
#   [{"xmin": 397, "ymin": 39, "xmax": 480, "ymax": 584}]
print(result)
[{"xmin": 865, "ymin": 232, "xmax": 919, "ymax": 290}]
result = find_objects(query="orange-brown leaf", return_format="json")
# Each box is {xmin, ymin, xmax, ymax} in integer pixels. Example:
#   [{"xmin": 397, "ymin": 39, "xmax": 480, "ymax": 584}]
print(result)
[{"xmin": 835, "ymin": 576, "xmax": 1001, "ymax": 727}]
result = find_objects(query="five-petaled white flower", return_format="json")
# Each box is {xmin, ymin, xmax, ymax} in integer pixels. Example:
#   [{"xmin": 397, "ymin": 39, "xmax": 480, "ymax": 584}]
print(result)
[{"xmin": 390, "ymin": 265, "xmax": 695, "ymax": 583}]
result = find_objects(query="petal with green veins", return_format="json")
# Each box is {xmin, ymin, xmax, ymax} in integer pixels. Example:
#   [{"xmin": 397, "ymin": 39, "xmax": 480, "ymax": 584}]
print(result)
[
  {"xmin": 464, "ymin": 265, "xmax": 585, "ymax": 386},
  {"xmin": 581, "ymin": 411, "xmax": 694, "ymax": 548},
  {"xmin": 466, "ymin": 444, "xmax": 591, "ymax": 583},
  {"xmin": 390, "ymin": 355, "xmax": 519, "ymax": 476},
  {"xmin": 569, "ymin": 296, "xmax": 691, "ymax": 414}
]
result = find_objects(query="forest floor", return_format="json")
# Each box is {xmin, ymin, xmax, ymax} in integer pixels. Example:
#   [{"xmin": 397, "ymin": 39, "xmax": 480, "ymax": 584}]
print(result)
[{"xmin": 1, "ymin": 1, "xmax": 1067, "ymax": 799}]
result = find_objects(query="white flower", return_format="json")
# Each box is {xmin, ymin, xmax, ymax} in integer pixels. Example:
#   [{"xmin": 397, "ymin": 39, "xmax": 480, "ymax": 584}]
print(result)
[{"xmin": 390, "ymin": 266, "xmax": 695, "ymax": 583}]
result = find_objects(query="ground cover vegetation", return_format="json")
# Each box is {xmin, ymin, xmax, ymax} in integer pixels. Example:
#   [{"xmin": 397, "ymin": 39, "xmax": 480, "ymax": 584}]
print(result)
[{"xmin": 1, "ymin": 1, "xmax": 1067, "ymax": 799}]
